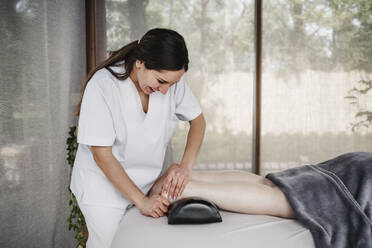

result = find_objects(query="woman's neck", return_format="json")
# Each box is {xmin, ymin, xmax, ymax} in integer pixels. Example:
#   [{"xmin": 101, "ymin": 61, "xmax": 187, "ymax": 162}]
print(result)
[{"xmin": 129, "ymin": 66, "xmax": 143, "ymax": 94}]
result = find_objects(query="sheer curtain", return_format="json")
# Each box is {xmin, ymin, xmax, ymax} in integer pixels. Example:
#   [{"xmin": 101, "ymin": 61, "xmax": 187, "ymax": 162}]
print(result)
[
  {"xmin": 105, "ymin": 0, "xmax": 371, "ymax": 175},
  {"xmin": 261, "ymin": 0, "xmax": 372, "ymax": 175},
  {"xmin": 0, "ymin": 0, "xmax": 85, "ymax": 247}
]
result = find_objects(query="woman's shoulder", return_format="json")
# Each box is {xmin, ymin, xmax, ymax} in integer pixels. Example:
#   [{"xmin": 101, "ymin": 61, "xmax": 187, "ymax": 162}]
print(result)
[
  {"xmin": 89, "ymin": 65, "xmax": 126, "ymax": 90},
  {"xmin": 91, "ymin": 66, "xmax": 124, "ymax": 81}
]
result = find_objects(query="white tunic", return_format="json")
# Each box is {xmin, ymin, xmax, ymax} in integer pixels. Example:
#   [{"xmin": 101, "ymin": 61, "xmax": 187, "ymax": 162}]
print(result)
[{"xmin": 69, "ymin": 65, "xmax": 202, "ymax": 209}]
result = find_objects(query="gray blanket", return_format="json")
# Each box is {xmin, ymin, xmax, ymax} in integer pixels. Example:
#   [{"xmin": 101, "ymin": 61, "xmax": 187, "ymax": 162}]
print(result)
[{"xmin": 266, "ymin": 152, "xmax": 372, "ymax": 248}]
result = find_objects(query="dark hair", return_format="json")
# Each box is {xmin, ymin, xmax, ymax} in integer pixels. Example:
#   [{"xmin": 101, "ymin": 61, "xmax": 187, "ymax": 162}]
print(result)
[{"xmin": 75, "ymin": 28, "xmax": 189, "ymax": 116}]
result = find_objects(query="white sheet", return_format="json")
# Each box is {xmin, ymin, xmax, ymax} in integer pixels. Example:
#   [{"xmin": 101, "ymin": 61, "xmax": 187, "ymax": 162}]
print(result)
[{"xmin": 111, "ymin": 207, "xmax": 315, "ymax": 248}]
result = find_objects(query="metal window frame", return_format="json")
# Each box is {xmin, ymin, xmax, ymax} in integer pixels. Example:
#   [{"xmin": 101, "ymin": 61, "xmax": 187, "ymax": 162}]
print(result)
[{"xmin": 86, "ymin": 0, "xmax": 263, "ymax": 174}]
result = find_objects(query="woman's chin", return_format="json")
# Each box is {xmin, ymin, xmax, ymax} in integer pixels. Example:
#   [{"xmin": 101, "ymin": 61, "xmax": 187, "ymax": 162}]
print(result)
[{"xmin": 146, "ymin": 86, "xmax": 155, "ymax": 94}]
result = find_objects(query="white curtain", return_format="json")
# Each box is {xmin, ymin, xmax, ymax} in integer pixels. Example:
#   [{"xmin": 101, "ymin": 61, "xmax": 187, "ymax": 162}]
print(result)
[
  {"xmin": 0, "ymin": 0, "xmax": 85, "ymax": 247},
  {"xmin": 261, "ymin": 0, "xmax": 372, "ymax": 175}
]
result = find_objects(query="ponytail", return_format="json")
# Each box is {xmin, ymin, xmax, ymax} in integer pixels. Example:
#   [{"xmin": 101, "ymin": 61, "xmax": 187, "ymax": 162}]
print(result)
[
  {"xmin": 74, "ymin": 40, "xmax": 139, "ymax": 116},
  {"xmin": 75, "ymin": 28, "xmax": 189, "ymax": 117}
]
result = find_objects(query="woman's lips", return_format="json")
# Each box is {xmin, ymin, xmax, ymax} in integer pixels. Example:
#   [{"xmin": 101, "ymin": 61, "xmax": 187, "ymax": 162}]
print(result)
[{"xmin": 148, "ymin": 86, "xmax": 154, "ymax": 93}]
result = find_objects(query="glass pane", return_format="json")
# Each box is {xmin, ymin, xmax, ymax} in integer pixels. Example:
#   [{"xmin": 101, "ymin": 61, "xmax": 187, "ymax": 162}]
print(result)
[
  {"xmin": 105, "ymin": 0, "xmax": 254, "ymax": 171},
  {"xmin": 261, "ymin": 0, "xmax": 372, "ymax": 175}
]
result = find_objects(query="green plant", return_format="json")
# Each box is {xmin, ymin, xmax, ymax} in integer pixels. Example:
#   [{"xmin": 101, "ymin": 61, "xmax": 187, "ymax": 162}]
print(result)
[
  {"xmin": 66, "ymin": 126, "xmax": 86, "ymax": 247},
  {"xmin": 345, "ymin": 78, "xmax": 372, "ymax": 132}
]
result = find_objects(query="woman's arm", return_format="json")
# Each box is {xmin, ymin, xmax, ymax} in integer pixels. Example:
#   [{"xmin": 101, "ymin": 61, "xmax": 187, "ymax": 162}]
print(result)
[
  {"xmin": 180, "ymin": 113, "xmax": 206, "ymax": 170},
  {"xmin": 162, "ymin": 113, "xmax": 206, "ymax": 200},
  {"xmin": 91, "ymin": 146, "xmax": 170, "ymax": 218}
]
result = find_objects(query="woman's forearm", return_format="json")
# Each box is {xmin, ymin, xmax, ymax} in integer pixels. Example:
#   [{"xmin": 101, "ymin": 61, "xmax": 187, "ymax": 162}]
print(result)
[
  {"xmin": 180, "ymin": 113, "xmax": 206, "ymax": 170},
  {"xmin": 91, "ymin": 146, "xmax": 146, "ymax": 207}
]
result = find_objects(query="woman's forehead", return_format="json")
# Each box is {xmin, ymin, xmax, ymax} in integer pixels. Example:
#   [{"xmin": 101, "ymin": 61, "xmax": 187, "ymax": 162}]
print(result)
[{"xmin": 153, "ymin": 69, "xmax": 185, "ymax": 82}]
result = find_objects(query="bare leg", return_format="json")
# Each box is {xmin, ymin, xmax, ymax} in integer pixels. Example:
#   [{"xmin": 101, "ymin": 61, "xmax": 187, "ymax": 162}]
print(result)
[
  {"xmin": 163, "ymin": 179, "xmax": 296, "ymax": 219},
  {"xmin": 191, "ymin": 169, "xmax": 276, "ymax": 187}
]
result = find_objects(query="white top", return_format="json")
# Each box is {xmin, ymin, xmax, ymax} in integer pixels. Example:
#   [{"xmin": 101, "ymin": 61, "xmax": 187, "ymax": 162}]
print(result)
[{"xmin": 70, "ymin": 65, "xmax": 202, "ymax": 209}]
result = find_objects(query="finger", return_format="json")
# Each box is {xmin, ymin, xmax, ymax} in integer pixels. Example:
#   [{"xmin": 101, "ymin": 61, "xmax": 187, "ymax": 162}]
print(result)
[
  {"xmin": 151, "ymin": 212, "xmax": 159, "ymax": 218},
  {"xmin": 174, "ymin": 177, "xmax": 184, "ymax": 198},
  {"xmin": 162, "ymin": 176, "xmax": 173, "ymax": 196},
  {"xmin": 166, "ymin": 176, "xmax": 174, "ymax": 196},
  {"xmin": 160, "ymin": 196, "xmax": 170, "ymax": 206},
  {"xmin": 152, "ymin": 208, "xmax": 160, "ymax": 218},
  {"xmin": 169, "ymin": 177, "xmax": 178, "ymax": 199},
  {"xmin": 179, "ymin": 183, "xmax": 186, "ymax": 197},
  {"xmin": 159, "ymin": 203, "xmax": 168, "ymax": 213},
  {"xmin": 181, "ymin": 177, "xmax": 190, "ymax": 195},
  {"xmin": 154, "ymin": 208, "xmax": 163, "ymax": 217}
]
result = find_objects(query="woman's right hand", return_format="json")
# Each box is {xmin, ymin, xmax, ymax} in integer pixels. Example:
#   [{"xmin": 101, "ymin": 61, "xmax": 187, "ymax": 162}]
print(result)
[{"xmin": 137, "ymin": 195, "xmax": 170, "ymax": 218}]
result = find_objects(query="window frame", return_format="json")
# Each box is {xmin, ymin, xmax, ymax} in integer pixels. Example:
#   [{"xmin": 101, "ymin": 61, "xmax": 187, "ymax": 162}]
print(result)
[{"xmin": 86, "ymin": 0, "xmax": 263, "ymax": 174}]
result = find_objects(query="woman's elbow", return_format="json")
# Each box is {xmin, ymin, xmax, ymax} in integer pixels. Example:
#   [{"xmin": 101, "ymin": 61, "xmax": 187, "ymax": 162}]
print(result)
[
  {"xmin": 91, "ymin": 146, "xmax": 113, "ymax": 164},
  {"xmin": 199, "ymin": 113, "xmax": 206, "ymax": 130},
  {"xmin": 190, "ymin": 113, "xmax": 206, "ymax": 130}
]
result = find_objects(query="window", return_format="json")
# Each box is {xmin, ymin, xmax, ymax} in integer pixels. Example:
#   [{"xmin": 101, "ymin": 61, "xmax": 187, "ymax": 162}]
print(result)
[
  {"xmin": 100, "ymin": 0, "xmax": 372, "ymax": 174},
  {"xmin": 105, "ymin": 0, "xmax": 255, "ymax": 171},
  {"xmin": 261, "ymin": 0, "xmax": 372, "ymax": 174}
]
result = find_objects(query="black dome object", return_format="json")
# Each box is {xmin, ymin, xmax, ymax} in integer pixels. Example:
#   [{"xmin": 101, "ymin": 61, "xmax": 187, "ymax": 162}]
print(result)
[{"xmin": 166, "ymin": 197, "xmax": 222, "ymax": 224}]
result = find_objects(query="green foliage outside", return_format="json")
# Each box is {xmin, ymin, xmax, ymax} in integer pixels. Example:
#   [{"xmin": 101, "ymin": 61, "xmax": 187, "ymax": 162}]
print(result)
[
  {"xmin": 66, "ymin": 126, "xmax": 86, "ymax": 247},
  {"xmin": 105, "ymin": 0, "xmax": 372, "ymax": 138},
  {"xmin": 345, "ymin": 78, "xmax": 372, "ymax": 131}
]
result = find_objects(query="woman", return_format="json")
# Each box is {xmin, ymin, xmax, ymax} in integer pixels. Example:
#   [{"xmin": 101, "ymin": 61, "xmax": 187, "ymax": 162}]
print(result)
[{"xmin": 70, "ymin": 28, "xmax": 205, "ymax": 247}]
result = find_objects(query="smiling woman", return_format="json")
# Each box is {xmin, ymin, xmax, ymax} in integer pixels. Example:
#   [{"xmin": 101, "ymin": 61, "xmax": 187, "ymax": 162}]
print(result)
[
  {"xmin": 70, "ymin": 28, "xmax": 205, "ymax": 248},
  {"xmin": 129, "ymin": 62, "xmax": 184, "ymax": 97}
]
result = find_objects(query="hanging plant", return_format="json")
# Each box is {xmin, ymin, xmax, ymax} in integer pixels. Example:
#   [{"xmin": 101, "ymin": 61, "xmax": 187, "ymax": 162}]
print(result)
[{"xmin": 66, "ymin": 126, "xmax": 87, "ymax": 247}]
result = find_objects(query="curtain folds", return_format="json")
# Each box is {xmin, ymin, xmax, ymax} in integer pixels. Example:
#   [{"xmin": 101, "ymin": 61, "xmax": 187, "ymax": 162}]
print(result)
[{"xmin": 0, "ymin": 0, "xmax": 85, "ymax": 247}]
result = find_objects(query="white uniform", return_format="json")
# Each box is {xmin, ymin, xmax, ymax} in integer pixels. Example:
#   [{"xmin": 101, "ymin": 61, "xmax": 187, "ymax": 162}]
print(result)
[{"xmin": 69, "ymin": 65, "xmax": 201, "ymax": 247}]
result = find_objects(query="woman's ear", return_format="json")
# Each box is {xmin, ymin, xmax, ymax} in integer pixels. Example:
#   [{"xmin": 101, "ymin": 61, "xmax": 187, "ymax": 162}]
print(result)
[{"xmin": 135, "ymin": 60, "xmax": 144, "ymax": 69}]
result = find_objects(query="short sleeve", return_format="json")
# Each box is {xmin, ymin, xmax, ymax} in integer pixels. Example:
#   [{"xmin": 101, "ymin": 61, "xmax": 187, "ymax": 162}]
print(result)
[
  {"xmin": 174, "ymin": 76, "xmax": 202, "ymax": 121},
  {"xmin": 77, "ymin": 79, "xmax": 116, "ymax": 146}
]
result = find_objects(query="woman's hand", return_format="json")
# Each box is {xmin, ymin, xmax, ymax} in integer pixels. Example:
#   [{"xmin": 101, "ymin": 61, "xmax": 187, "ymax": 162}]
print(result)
[
  {"xmin": 137, "ymin": 195, "xmax": 170, "ymax": 218},
  {"xmin": 161, "ymin": 163, "xmax": 192, "ymax": 200}
]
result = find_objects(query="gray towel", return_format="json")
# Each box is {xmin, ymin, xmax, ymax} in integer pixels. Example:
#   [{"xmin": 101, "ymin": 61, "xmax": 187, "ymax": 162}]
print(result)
[{"xmin": 266, "ymin": 152, "xmax": 372, "ymax": 248}]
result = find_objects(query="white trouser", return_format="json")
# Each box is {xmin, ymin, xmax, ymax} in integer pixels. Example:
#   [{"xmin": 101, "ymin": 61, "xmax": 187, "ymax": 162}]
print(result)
[{"xmin": 77, "ymin": 200, "xmax": 130, "ymax": 248}]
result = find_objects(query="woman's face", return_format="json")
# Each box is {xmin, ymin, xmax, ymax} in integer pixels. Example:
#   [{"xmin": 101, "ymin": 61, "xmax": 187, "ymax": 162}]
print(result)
[{"xmin": 134, "ymin": 60, "xmax": 185, "ymax": 95}]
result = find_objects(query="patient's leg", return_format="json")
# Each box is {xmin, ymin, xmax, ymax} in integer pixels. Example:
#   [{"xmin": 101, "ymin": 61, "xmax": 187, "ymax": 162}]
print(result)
[
  {"xmin": 164, "ymin": 179, "xmax": 296, "ymax": 219},
  {"xmin": 191, "ymin": 169, "xmax": 276, "ymax": 187}
]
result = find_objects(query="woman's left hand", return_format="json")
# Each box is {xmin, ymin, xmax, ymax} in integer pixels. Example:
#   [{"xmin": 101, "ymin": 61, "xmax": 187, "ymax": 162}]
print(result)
[{"xmin": 162, "ymin": 163, "xmax": 191, "ymax": 200}]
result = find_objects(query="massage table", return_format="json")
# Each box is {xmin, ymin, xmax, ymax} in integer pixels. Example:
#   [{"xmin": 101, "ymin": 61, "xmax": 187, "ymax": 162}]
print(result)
[{"xmin": 111, "ymin": 206, "xmax": 315, "ymax": 248}]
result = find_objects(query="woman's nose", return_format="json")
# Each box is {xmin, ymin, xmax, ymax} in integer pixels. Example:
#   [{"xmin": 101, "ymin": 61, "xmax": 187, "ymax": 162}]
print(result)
[{"xmin": 159, "ymin": 84, "xmax": 170, "ymax": 94}]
